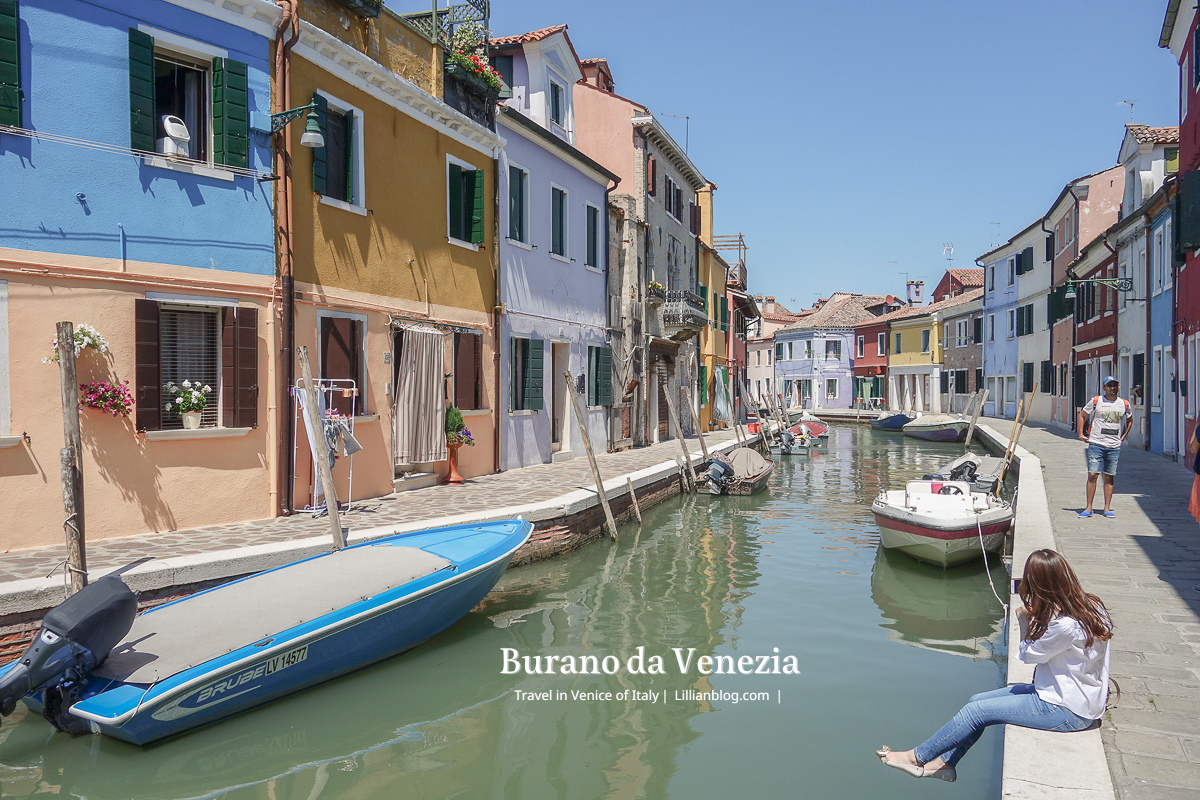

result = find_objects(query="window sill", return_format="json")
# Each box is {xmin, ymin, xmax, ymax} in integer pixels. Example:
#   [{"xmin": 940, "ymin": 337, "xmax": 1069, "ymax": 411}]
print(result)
[
  {"xmin": 448, "ymin": 237, "xmax": 480, "ymax": 252},
  {"xmin": 550, "ymin": 252, "xmax": 570, "ymax": 264},
  {"xmin": 145, "ymin": 427, "xmax": 253, "ymax": 441},
  {"xmin": 462, "ymin": 408, "xmax": 491, "ymax": 417},
  {"xmin": 0, "ymin": 435, "xmax": 25, "ymax": 449},
  {"xmin": 319, "ymin": 196, "xmax": 368, "ymax": 217},
  {"xmin": 143, "ymin": 156, "xmax": 236, "ymax": 183},
  {"xmin": 352, "ymin": 414, "xmax": 380, "ymax": 423},
  {"xmin": 584, "ymin": 264, "xmax": 601, "ymax": 273},
  {"xmin": 506, "ymin": 237, "xmax": 532, "ymax": 251},
  {"xmin": 510, "ymin": 409, "xmax": 537, "ymax": 416}
]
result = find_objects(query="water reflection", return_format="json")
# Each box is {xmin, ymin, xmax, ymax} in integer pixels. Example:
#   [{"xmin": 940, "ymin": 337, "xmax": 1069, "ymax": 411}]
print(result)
[
  {"xmin": 872, "ymin": 547, "xmax": 1007, "ymax": 662},
  {"xmin": 0, "ymin": 426, "xmax": 1006, "ymax": 800}
]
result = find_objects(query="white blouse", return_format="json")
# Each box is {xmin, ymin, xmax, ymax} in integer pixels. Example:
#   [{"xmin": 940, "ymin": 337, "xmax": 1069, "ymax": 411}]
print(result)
[{"xmin": 1018, "ymin": 614, "xmax": 1110, "ymax": 720}]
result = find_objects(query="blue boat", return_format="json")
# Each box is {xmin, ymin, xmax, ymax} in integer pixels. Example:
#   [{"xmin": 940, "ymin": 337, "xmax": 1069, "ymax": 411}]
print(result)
[
  {"xmin": 0, "ymin": 520, "xmax": 532, "ymax": 745},
  {"xmin": 870, "ymin": 411, "xmax": 913, "ymax": 431}
]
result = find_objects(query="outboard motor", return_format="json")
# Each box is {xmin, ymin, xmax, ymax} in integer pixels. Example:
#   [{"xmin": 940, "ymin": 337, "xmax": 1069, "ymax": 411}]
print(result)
[
  {"xmin": 780, "ymin": 430, "xmax": 795, "ymax": 448},
  {"xmin": 0, "ymin": 576, "xmax": 137, "ymax": 735},
  {"xmin": 705, "ymin": 453, "xmax": 736, "ymax": 494}
]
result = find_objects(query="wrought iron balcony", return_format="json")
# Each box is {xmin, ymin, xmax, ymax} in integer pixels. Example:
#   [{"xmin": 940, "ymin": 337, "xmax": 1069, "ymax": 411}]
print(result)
[
  {"xmin": 647, "ymin": 283, "xmax": 666, "ymax": 305},
  {"xmin": 661, "ymin": 290, "xmax": 706, "ymax": 340}
]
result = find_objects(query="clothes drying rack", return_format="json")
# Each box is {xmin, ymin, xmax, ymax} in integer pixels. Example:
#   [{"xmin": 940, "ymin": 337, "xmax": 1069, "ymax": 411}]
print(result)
[{"xmin": 292, "ymin": 378, "xmax": 359, "ymax": 515}]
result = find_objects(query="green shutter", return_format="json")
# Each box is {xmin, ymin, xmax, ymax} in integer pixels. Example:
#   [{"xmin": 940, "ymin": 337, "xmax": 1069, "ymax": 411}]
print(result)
[
  {"xmin": 128, "ymin": 28, "xmax": 156, "ymax": 152},
  {"xmin": 470, "ymin": 168, "xmax": 485, "ymax": 244},
  {"xmin": 448, "ymin": 163, "xmax": 463, "ymax": 241},
  {"xmin": 720, "ymin": 296, "xmax": 729, "ymax": 331},
  {"xmin": 775, "ymin": 342, "xmax": 783, "ymax": 360},
  {"xmin": 699, "ymin": 363, "xmax": 708, "ymax": 406},
  {"xmin": 587, "ymin": 346, "xmax": 597, "ymax": 406},
  {"xmin": 310, "ymin": 93, "xmax": 328, "ymax": 195},
  {"xmin": 0, "ymin": 0, "xmax": 21, "ymax": 127},
  {"xmin": 212, "ymin": 57, "xmax": 250, "ymax": 168},
  {"xmin": 598, "ymin": 346, "xmax": 612, "ymax": 406},
  {"xmin": 510, "ymin": 336, "xmax": 520, "ymax": 409},
  {"xmin": 525, "ymin": 338, "xmax": 543, "ymax": 410},
  {"xmin": 698, "ymin": 284, "xmax": 707, "ymax": 313}
]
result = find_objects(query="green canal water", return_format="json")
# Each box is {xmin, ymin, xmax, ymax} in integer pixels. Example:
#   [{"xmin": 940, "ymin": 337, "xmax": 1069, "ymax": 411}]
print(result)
[{"xmin": 0, "ymin": 425, "xmax": 1009, "ymax": 799}]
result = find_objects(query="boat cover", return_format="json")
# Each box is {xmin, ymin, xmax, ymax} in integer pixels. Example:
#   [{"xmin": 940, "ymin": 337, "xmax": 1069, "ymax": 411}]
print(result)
[
  {"xmin": 728, "ymin": 447, "xmax": 768, "ymax": 479},
  {"xmin": 96, "ymin": 544, "xmax": 451, "ymax": 684}
]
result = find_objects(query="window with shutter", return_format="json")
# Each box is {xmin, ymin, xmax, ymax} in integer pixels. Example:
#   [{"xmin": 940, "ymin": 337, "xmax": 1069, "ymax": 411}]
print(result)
[
  {"xmin": 0, "ymin": 0, "xmax": 21, "ymax": 127},
  {"xmin": 895, "ymin": 333, "xmax": 901, "ymax": 353},
  {"xmin": 1178, "ymin": 170, "xmax": 1200, "ymax": 252},
  {"xmin": 720, "ymin": 296, "xmax": 729, "ymax": 331},
  {"xmin": 212, "ymin": 57, "xmax": 249, "ymax": 168},
  {"xmin": 128, "ymin": 29, "xmax": 156, "ymax": 152},
  {"xmin": 161, "ymin": 307, "xmax": 222, "ymax": 428},
  {"xmin": 1022, "ymin": 361, "xmax": 1034, "ymax": 393},
  {"xmin": 940, "ymin": 371, "xmax": 949, "ymax": 395},
  {"xmin": 646, "ymin": 155, "xmax": 656, "ymax": 197},
  {"xmin": 222, "ymin": 306, "xmax": 258, "ymax": 428},
  {"xmin": 698, "ymin": 283, "xmax": 707, "ymax": 314},
  {"xmin": 1045, "ymin": 233, "xmax": 1055, "ymax": 262},
  {"xmin": 586, "ymin": 204, "xmax": 600, "ymax": 268},
  {"xmin": 598, "ymin": 346, "xmax": 612, "ymax": 406},
  {"xmin": 448, "ymin": 158, "xmax": 483, "ymax": 245},
  {"xmin": 454, "ymin": 332, "xmax": 482, "ymax": 410},
  {"xmin": 955, "ymin": 370, "xmax": 967, "ymax": 394},
  {"xmin": 877, "ymin": 332, "xmax": 887, "ymax": 355},
  {"xmin": 674, "ymin": 186, "xmax": 683, "ymax": 222},
  {"xmin": 470, "ymin": 168, "xmax": 485, "ymax": 244},
  {"xmin": 525, "ymin": 338, "xmax": 543, "ymax": 410},
  {"xmin": 312, "ymin": 93, "xmax": 329, "ymax": 196},
  {"xmin": 973, "ymin": 316, "xmax": 983, "ymax": 343},
  {"xmin": 508, "ymin": 165, "xmax": 527, "ymax": 242},
  {"xmin": 551, "ymin": 186, "xmax": 567, "ymax": 256},
  {"xmin": 320, "ymin": 316, "xmax": 362, "ymax": 416},
  {"xmin": 698, "ymin": 363, "xmax": 708, "ymax": 406},
  {"xmin": 775, "ymin": 342, "xmax": 784, "ymax": 361},
  {"xmin": 134, "ymin": 299, "xmax": 161, "ymax": 432}
]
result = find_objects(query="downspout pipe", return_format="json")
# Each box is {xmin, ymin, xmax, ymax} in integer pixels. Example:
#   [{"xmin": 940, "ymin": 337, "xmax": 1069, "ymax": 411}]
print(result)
[
  {"xmin": 275, "ymin": 1, "xmax": 301, "ymax": 515},
  {"xmin": 493, "ymin": 148, "xmax": 502, "ymax": 474},
  {"xmin": 603, "ymin": 179, "xmax": 615, "ymax": 449},
  {"xmin": 1066, "ymin": 184, "xmax": 1084, "ymax": 429}
]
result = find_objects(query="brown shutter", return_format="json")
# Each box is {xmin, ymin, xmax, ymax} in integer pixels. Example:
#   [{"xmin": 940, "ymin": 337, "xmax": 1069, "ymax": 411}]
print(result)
[
  {"xmin": 647, "ymin": 155, "xmax": 656, "ymax": 196},
  {"xmin": 455, "ymin": 332, "xmax": 478, "ymax": 410},
  {"xmin": 222, "ymin": 307, "xmax": 259, "ymax": 428},
  {"xmin": 320, "ymin": 317, "xmax": 360, "ymax": 416},
  {"xmin": 135, "ymin": 298, "xmax": 161, "ymax": 431},
  {"xmin": 236, "ymin": 307, "xmax": 258, "ymax": 427}
]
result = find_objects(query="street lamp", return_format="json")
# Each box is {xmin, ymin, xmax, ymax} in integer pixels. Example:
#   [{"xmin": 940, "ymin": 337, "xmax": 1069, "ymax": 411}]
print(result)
[
  {"xmin": 1063, "ymin": 276, "xmax": 1133, "ymax": 301},
  {"xmin": 270, "ymin": 103, "xmax": 324, "ymax": 148}
]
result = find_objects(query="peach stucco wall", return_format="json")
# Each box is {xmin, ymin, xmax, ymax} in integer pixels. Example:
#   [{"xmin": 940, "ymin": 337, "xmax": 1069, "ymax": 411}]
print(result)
[
  {"xmin": 0, "ymin": 256, "xmax": 275, "ymax": 552},
  {"xmin": 572, "ymin": 83, "xmax": 638, "ymax": 189}
]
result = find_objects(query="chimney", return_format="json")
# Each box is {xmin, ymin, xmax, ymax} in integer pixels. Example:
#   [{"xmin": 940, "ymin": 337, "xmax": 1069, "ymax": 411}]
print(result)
[{"xmin": 906, "ymin": 281, "xmax": 924, "ymax": 306}]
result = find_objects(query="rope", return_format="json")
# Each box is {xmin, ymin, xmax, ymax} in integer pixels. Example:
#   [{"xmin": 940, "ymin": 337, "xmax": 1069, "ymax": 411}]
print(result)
[{"xmin": 977, "ymin": 510, "xmax": 1008, "ymax": 612}]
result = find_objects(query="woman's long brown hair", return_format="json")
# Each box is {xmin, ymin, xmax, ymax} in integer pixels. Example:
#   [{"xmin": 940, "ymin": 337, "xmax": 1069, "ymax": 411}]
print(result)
[{"xmin": 1019, "ymin": 549, "xmax": 1113, "ymax": 646}]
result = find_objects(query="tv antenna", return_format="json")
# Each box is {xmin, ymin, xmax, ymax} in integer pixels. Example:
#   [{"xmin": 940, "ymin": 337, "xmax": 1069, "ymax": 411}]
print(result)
[
  {"xmin": 989, "ymin": 222, "xmax": 1001, "ymax": 248},
  {"xmin": 943, "ymin": 242, "xmax": 954, "ymax": 268},
  {"xmin": 661, "ymin": 113, "xmax": 690, "ymax": 153},
  {"xmin": 1118, "ymin": 99, "xmax": 1137, "ymax": 122}
]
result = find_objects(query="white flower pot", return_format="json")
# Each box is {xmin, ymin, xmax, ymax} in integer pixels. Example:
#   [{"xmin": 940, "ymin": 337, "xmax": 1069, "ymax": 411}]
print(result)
[{"xmin": 181, "ymin": 412, "xmax": 202, "ymax": 430}]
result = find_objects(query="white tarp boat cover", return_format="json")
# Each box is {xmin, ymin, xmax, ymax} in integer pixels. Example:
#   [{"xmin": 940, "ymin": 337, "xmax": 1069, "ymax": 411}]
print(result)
[
  {"xmin": 95, "ymin": 544, "xmax": 451, "ymax": 684},
  {"xmin": 728, "ymin": 447, "xmax": 768, "ymax": 479}
]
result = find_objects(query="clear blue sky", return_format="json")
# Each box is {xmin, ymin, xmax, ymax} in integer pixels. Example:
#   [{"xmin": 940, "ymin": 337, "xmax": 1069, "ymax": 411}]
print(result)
[{"xmin": 399, "ymin": 0, "xmax": 1178, "ymax": 309}]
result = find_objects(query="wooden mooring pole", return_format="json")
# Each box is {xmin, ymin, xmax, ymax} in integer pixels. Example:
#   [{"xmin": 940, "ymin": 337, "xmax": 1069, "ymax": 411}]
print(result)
[
  {"xmin": 685, "ymin": 390, "xmax": 711, "ymax": 462},
  {"xmin": 964, "ymin": 388, "xmax": 989, "ymax": 447},
  {"xmin": 660, "ymin": 380, "xmax": 698, "ymax": 491},
  {"xmin": 56, "ymin": 322, "xmax": 87, "ymax": 595},
  {"xmin": 563, "ymin": 371, "xmax": 619, "ymax": 540},
  {"xmin": 626, "ymin": 477, "xmax": 643, "ymax": 524},
  {"xmin": 297, "ymin": 346, "xmax": 347, "ymax": 550}
]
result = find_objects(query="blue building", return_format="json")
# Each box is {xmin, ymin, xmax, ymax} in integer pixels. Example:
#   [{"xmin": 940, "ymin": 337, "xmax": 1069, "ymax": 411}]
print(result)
[
  {"xmin": 0, "ymin": 0, "xmax": 279, "ymax": 544},
  {"xmin": 773, "ymin": 293, "xmax": 897, "ymax": 410}
]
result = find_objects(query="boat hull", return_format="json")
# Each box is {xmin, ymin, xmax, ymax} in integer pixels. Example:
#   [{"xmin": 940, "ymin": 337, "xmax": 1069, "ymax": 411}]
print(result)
[
  {"xmin": 704, "ymin": 461, "xmax": 774, "ymax": 495},
  {"xmin": 41, "ymin": 522, "xmax": 531, "ymax": 745},
  {"xmin": 769, "ymin": 443, "xmax": 810, "ymax": 456},
  {"xmin": 902, "ymin": 422, "xmax": 969, "ymax": 442},
  {"xmin": 872, "ymin": 504, "xmax": 1011, "ymax": 567},
  {"xmin": 870, "ymin": 414, "xmax": 912, "ymax": 431}
]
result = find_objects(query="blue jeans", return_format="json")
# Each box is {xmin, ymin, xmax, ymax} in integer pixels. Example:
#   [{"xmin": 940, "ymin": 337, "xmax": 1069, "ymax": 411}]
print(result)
[
  {"xmin": 1085, "ymin": 443, "xmax": 1120, "ymax": 475},
  {"xmin": 914, "ymin": 684, "xmax": 1093, "ymax": 768}
]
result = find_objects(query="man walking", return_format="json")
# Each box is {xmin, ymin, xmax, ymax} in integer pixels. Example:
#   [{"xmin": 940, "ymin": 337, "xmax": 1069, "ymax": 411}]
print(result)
[{"xmin": 1077, "ymin": 376, "xmax": 1133, "ymax": 518}]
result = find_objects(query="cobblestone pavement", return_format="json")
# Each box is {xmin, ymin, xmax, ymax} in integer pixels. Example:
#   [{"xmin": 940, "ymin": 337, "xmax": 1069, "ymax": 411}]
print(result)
[
  {"xmin": 0, "ymin": 430, "xmax": 744, "ymax": 585},
  {"xmin": 1001, "ymin": 418, "xmax": 1200, "ymax": 799}
]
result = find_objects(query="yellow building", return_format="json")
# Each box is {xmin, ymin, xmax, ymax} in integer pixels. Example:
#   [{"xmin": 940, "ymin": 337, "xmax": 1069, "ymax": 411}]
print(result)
[
  {"xmin": 884, "ymin": 290, "xmax": 982, "ymax": 412},
  {"xmin": 283, "ymin": 4, "xmax": 502, "ymax": 509},
  {"xmin": 697, "ymin": 243, "xmax": 731, "ymax": 431}
]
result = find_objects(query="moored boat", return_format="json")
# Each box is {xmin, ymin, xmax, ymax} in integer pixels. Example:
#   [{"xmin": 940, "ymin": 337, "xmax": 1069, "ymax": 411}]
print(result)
[
  {"xmin": 0, "ymin": 520, "xmax": 532, "ymax": 745},
  {"xmin": 870, "ymin": 411, "xmax": 914, "ymax": 431},
  {"xmin": 769, "ymin": 428, "xmax": 811, "ymax": 456},
  {"xmin": 872, "ymin": 479, "xmax": 1012, "ymax": 567},
  {"xmin": 703, "ymin": 448, "xmax": 774, "ymax": 495},
  {"xmin": 901, "ymin": 413, "xmax": 969, "ymax": 442}
]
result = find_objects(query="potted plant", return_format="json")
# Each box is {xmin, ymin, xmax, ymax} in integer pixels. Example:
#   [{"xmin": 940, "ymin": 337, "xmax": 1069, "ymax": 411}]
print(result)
[
  {"xmin": 444, "ymin": 406, "xmax": 475, "ymax": 485},
  {"xmin": 164, "ymin": 380, "xmax": 212, "ymax": 429},
  {"xmin": 42, "ymin": 323, "xmax": 108, "ymax": 364},
  {"xmin": 647, "ymin": 280, "xmax": 666, "ymax": 304},
  {"xmin": 445, "ymin": 21, "xmax": 503, "ymax": 96},
  {"xmin": 79, "ymin": 380, "xmax": 134, "ymax": 417}
]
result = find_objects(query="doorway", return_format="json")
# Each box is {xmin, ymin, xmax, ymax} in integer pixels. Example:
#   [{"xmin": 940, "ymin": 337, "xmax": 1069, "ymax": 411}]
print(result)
[{"xmin": 552, "ymin": 342, "xmax": 570, "ymax": 452}]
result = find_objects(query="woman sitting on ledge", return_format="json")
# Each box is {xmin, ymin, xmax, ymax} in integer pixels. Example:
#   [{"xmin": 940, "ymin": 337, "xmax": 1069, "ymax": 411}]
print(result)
[{"xmin": 877, "ymin": 549, "xmax": 1112, "ymax": 782}]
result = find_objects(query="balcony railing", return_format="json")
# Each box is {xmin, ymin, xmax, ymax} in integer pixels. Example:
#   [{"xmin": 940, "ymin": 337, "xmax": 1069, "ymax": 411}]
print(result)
[{"xmin": 662, "ymin": 290, "xmax": 706, "ymax": 340}]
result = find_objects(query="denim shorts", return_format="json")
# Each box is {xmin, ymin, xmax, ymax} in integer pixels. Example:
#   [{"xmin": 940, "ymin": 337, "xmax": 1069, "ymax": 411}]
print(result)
[{"xmin": 1086, "ymin": 443, "xmax": 1120, "ymax": 476}]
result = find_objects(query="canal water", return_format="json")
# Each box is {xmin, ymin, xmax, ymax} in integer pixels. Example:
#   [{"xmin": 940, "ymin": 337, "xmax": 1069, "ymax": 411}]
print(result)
[{"xmin": 0, "ymin": 425, "xmax": 1009, "ymax": 799}]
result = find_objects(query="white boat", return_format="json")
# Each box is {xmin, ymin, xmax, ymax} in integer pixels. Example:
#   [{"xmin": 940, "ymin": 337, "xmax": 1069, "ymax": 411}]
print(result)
[
  {"xmin": 901, "ymin": 413, "xmax": 969, "ymax": 442},
  {"xmin": 872, "ymin": 479, "xmax": 1013, "ymax": 567}
]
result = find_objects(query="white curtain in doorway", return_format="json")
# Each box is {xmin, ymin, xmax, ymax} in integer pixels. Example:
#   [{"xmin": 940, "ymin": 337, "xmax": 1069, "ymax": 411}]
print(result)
[
  {"xmin": 713, "ymin": 368, "xmax": 733, "ymax": 423},
  {"xmin": 394, "ymin": 326, "xmax": 447, "ymax": 465}
]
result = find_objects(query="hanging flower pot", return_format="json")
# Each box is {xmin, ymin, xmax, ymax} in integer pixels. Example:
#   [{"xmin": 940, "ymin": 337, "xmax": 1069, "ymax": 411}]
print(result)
[{"xmin": 181, "ymin": 411, "xmax": 202, "ymax": 430}]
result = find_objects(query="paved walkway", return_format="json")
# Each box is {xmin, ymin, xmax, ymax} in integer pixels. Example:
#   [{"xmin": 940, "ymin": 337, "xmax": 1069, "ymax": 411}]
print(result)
[
  {"xmin": 0, "ymin": 429, "xmax": 743, "ymax": 585},
  {"xmin": 1000, "ymin": 418, "xmax": 1200, "ymax": 799}
]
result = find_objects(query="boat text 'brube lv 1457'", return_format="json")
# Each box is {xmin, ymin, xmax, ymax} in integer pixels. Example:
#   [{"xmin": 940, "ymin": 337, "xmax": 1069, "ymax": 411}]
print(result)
[{"xmin": 0, "ymin": 520, "xmax": 532, "ymax": 745}]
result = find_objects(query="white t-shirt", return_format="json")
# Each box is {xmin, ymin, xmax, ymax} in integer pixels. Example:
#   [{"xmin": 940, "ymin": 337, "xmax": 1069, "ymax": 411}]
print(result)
[
  {"xmin": 1082, "ymin": 395, "xmax": 1132, "ymax": 449},
  {"xmin": 1019, "ymin": 614, "xmax": 1111, "ymax": 719}
]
